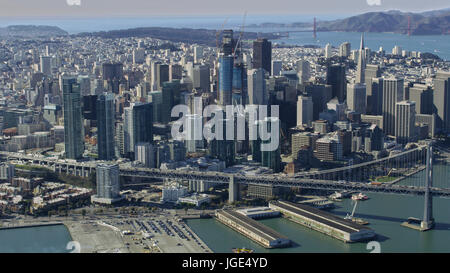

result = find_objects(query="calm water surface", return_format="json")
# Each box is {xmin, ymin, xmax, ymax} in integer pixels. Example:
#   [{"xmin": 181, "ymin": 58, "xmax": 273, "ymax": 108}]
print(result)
[
  {"xmin": 0, "ymin": 224, "xmax": 72, "ymax": 253},
  {"xmin": 186, "ymin": 166, "xmax": 450, "ymax": 253}
]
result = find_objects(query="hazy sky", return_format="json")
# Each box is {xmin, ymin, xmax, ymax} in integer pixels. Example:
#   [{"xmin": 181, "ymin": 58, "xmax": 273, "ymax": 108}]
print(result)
[{"xmin": 0, "ymin": 0, "xmax": 449, "ymax": 17}]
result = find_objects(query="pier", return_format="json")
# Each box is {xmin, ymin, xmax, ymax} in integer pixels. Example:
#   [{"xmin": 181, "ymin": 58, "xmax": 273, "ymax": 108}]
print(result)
[
  {"xmin": 215, "ymin": 209, "xmax": 291, "ymax": 248},
  {"xmin": 269, "ymin": 201, "xmax": 376, "ymax": 243},
  {"xmin": 0, "ymin": 222, "xmax": 64, "ymax": 230},
  {"xmin": 236, "ymin": 207, "xmax": 281, "ymax": 219}
]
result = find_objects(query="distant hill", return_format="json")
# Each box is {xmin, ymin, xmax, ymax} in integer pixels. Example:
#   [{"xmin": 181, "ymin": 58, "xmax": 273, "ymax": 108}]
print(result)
[
  {"xmin": 0, "ymin": 25, "xmax": 68, "ymax": 37},
  {"xmin": 317, "ymin": 10, "xmax": 450, "ymax": 35},
  {"xmin": 249, "ymin": 8, "xmax": 450, "ymax": 35},
  {"xmin": 75, "ymin": 27, "xmax": 280, "ymax": 46},
  {"xmin": 420, "ymin": 7, "xmax": 450, "ymax": 17}
]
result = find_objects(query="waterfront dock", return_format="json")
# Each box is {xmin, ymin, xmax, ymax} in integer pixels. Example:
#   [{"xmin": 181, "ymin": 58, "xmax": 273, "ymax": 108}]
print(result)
[
  {"xmin": 401, "ymin": 217, "xmax": 433, "ymax": 231},
  {"xmin": 0, "ymin": 222, "xmax": 64, "ymax": 230},
  {"xmin": 269, "ymin": 200, "xmax": 376, "ymax": 243},
  {"xmin": 298, "ymin": 197, "xmax": 335, "ymax": 210},
  {"xmin": 236, "ymin": 207, "xmax": 281, "ymax": 219},
  {"xmin": 215, "ymin": 209, "xmax": 291, "ymax": 249}
]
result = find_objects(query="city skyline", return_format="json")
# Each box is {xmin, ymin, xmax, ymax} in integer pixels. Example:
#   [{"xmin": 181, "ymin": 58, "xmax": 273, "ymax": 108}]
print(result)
[{"xmin": 0, "ymin": 0, "xmax": 450, "ymax": 256}]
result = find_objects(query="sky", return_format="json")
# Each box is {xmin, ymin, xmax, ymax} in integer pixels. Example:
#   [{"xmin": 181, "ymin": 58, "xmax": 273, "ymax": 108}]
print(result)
[{"xmin": 0, "ymin": 0, "xmax": 449, "ymax": 17}]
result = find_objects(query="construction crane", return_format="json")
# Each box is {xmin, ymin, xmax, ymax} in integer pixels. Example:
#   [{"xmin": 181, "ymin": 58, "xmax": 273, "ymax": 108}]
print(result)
[
  {"xmin": 215, "ymin": 17, "xmax": 229, "ymax": 103},
  {"xmin": 345, "ymin": 200, "xmax": 358, "ymax": 220},
  {"xmin": 233, "ymin": 11, "xmax": 248, "ymax": 59},
  {"xmin": 231, "ymin": 12, "xmax": 248, "ymax": 108},
  {"xmin": 216, "ymin": 17, "xmax": 230, "ymax": 54},
  {"xmin": 345, "ymin": 200, "xmax": 369, "ymax": 225}
]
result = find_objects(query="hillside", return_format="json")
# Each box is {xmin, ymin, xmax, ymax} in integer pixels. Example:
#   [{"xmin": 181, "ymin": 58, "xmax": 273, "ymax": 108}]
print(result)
[
  {"xmin": 317, "ymin": 10, "xmax": 450, "ymax": 35},
  {"xmin": 75, "ymin": 27, "xmax": 280, "ymax": 46},
  {"xmin": 248, "ymin": 8, "xmax": 450, "ymax": 35},
  {"xmin": 0, "ymin": 25, "xmax": 68, "ymax": 37}
]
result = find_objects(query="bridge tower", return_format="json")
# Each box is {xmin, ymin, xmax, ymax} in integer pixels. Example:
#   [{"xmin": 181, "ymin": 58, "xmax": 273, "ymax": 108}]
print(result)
[
  {"xmin": 407, "ymin": 15, "xmax": 411, "ymax": 36},
  {"xmin": 228, "ymin": 175, "xmax": 240, "ymax": 203},
  {"xmin": 313, "ymin": 17, "xmax": 317, "ymax": 40},
  {"xmin": 421, "ymin": 144, "xmax": 435, "ymax": 230}
]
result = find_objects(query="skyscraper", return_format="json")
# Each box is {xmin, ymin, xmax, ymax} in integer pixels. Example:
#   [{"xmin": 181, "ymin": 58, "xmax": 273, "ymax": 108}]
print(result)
[
  {"xmin": 409, "ymin": 84, "xmax": 433, "ymax": 115},
  {"xmin": 433, "ymin": 71, "xmax": 450, "ymax": 133},
  {"xmin": 149, "ymin": 91, "xmax": 162, "ymax": 122},
  {"xmin": 161, "ymin": 80, "xmax": 181, "ymax": 124},
  {"xmin": 124, "ymin": 102, "xmax": 153, "ymax": 159},
  {"xmin": 339, "ymin": 42, "xmax": 351, "ymax": 57},
  {"xmin": 356, "ymin": 34, "xmax": 366, "ymax": 84},
  {"xmin": 192, "ymin": 64, "xmax": 210, "ymax": 93},
  {"xmin": 193, "ymin": 46, "xmax": 203, "ymax": 64},
  {"xmin": 135, "ymin": 142, "xmax": 155, "ymax": 168},
  {"xmin": 382, "ymin": 77, "xmax": 404, "ymax": 136},
  {"xmin": 252, "ymin": 38, "xmax": 272, "ymax": 75},
  {"xmin": 92, "ymin": 163, "xmax": 122, "ymax": 204},
  {"xmin": 40, "ymin": 56, "xmax": 52, "ymax": 76},
  {"xmin": 218, "ymin": 54, "xmax": 233, "ymax": 106},
  {"xmin": 102, "ymin": 63, "xmax": 123, "ymax": 81},
  {"xmin": 297, "ymin": 95, "xmax": 314, "ymax": 127},
  {"xmin": 326, "ymin": 64, "xmax": 347, "ymax": 103},
  {"xmin": 62, "ymin": 76, "xmax": 84, "ymax": 160},
  {"xmin": 185, "ymin": 114, "xmax": 203, "ymax": 153},
  {"xmin": 395, "ymin": 100, "xmax": 416, "ymax": 144},
  {"xmin": 208, "ymin": 116, "xmax": 235, "ymax": 167},
  {"xmin": 347, "ymin": 83, "xmax": 366, "ymax": 114},
  {"xmin": 169, "ymin": 64, "xmax": 183, "ymax": 81},
  {"xmin": 0, "ymin": 163, "xmax": 15, "ymax": 182},
  {"xmin": 365, "ymin": 124, "xmax": 384, "ymax": 152},
  {"xmin": 325, "ymin": 43, "xmax": 332, "ymax": 58},
  {"xmin": 314, "ymin": 134, "xmax": 343, "ymax": 162},
  {"xmin": 365, "ymin": 65, "xmax": 382, "ymax": 115},
  {"xmin": 232, "ymin": 62, "xmax": 247, "ymax": 105},
  {"xmin": 156, "ymin": 63, "xmax": 169, "ymax": 91},
  {"xmin": 296, "ymin": 60, "xmax": 310, "ymax": 84},
  {"xmin": 150, "ymin": 62, "xmax": 170, "ymax": 91},
  {"xmin": 102, "ymin": 63, "xmax": 123, "ymax": 94},
  {"xmin": 247, "ymin": 68, "xmax": 266, "ymax": 105},
  {"xmin": 151, "ymin": 61, "xmax": 161, "ymax": 91},
  {"xmin": 97, "ymin": 92, "xmax": 115, "ymax": 161},
  {"xmin": 82, "ymin": 95, "xmax": 97, "ymax": 121},
  {"xmin": 78, "ymin": 75, "xmax": 92, "ymax": 96},
  {"xmin": 271, "ymin": 60, "xmax": 282, "ymax": 76},
  {"xmin": 305, "ymin": 84, "xmax": 333, "ymax": 120},
  {"xmin": 261, "ymin": 117, "xmax": 281, "ymax": 172},
  {"xmin": 221, "ymin": 30, "xmax": 235, "ymax": 56}
]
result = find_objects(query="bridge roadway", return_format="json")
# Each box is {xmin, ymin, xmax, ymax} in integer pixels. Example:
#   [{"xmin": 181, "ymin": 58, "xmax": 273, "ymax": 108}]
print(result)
[
  {"xmin": 0, "ymin": 151, "xmax": 96, "ymax": 177},
  {"xmin": 292, "ymin": 146, "xmax": 426, "ymax": 178},
  {"xmin": 2, "ymin": 151, "xmax": 450, "ymax": 198},
  {"xmin": 120, "ymin": 167, "xmax": 450, "ymax": 198}
]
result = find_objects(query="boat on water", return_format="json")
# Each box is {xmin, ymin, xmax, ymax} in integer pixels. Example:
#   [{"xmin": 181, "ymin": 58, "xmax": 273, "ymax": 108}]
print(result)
[
  {"xmin": 351, "ymin": 193, "xmax": 368, "ymax": 201},
  {"xmin": 232, "ymin": 248, "xmax": 254, "ymax": 253},
  {"xmin": 329, "ymin": 190, "xmax": 353, "ymax": 200},
  {"xmin": 349, "ymin": 217, "xmax": 369, "ymax": 225}
]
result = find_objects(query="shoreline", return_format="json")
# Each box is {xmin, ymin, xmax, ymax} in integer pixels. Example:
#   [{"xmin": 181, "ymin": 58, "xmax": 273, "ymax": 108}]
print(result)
[
  {"xmin": 0, "ymin": 222, "xmax": 64, "ymax": 230},
  {"xmin": 1, "ymin": 212, "xmax": 213, "ymax": 253}
]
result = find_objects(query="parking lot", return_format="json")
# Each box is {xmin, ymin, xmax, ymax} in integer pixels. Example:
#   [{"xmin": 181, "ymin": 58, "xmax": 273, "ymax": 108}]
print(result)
[{"xmin": 101, "ymin": 215, "xmax": 212, "ymax": 253}]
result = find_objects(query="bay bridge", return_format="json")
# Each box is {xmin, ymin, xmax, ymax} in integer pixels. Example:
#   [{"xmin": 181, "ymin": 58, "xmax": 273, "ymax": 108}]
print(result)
[{"xmin": 1, "ymin": 142, "xmax": 450, "ymax": 230}]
